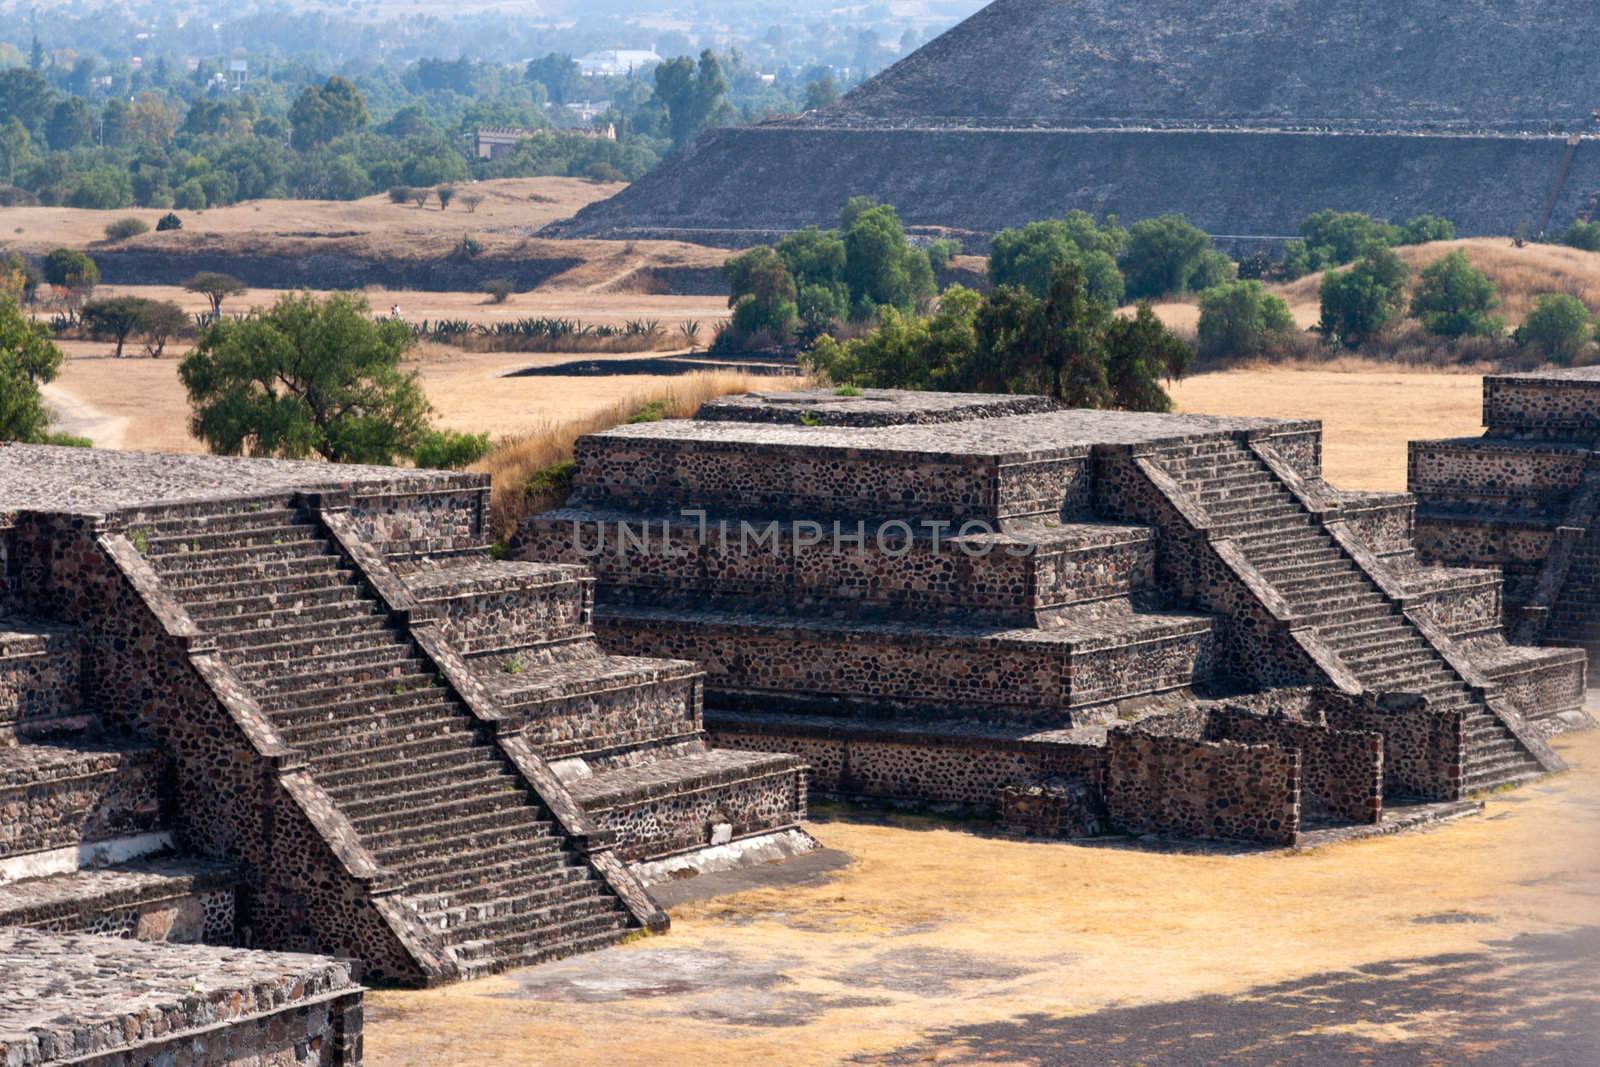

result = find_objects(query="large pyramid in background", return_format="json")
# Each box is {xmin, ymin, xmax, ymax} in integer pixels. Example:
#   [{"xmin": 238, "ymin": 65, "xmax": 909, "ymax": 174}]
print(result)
[{"xmin": 549, "ymin": 0, "xmax": 1600, "ymax": 246}]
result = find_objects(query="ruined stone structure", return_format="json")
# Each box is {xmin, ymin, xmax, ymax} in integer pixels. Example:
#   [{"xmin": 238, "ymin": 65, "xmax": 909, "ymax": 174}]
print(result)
[
  {"xmin": 1413, "ymin": 366, "xmax": 1600, "ymax": 692},
  {"xmin": 520, "ymin": 390, "xmax": 1588, "ymax": 846},
  {"xmin": 550, "ymin": 0, "xmax": 1600, "ymax": 245},
  {"xmin": 0, "ymin": 445, "xmax": 807, "ymax": 1017}
]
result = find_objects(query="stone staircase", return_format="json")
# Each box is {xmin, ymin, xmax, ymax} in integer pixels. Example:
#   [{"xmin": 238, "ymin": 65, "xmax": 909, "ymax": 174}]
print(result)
[
  {"xmin": 135, "ymin": 502, "xmax": 634, "ymax": 977},
  {"xmin": 1154, "ymin": 440, "xmax": 1545, "ymax": 794},
  {"xmin": 1544, "ymin": 523, "xmax": 1600, "ymax": 662}
]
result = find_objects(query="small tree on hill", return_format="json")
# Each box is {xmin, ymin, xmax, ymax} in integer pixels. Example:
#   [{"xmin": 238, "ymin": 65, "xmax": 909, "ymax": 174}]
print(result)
[
  {"xmin": 103, "ymin": 217, "xmax": 148, "ymax": 242},
  {"xmin": 138, "ymin": 300, "xmax": 187, "ymax": 358},
  {"xmin": 1411, "ymin": 250, "xmax": 1502, "ymax": 339},
  {"xmin": 1317, "ymin": 248, "xmax": 1409, "ymax": 347},
  {"xmin": 179, "ymin": 292, "xmax": 431, "ymax": 464},
  {"xmin": 1563, "ymin": 220, "xmax": 1600, "ymax": 253},
  {"xmin": 82, "ymin": 295, "xmax": 151, "ymax": 357},
  {"xmin": 722, "ymin": 246, "xmax": 798, "ymax": 345},
  {"xmin": 460, "ymin": 191, "xmax": 483, "ymax": 213},
  {"xmin": 155, "ymin": 212, "xmax": 182, "ymax": 232},
  {"xmin": 42, "ymin": 248, "xmax": 98, "ymax": 296},
  {"xmin": 436, "ymin": 185, "xmax": 455, "ymax": 211},
  {"xmin": 0, "ymin": 297, "xmax": 64, "ymax": 442},
  {"xmin": 988, "ymin": 213, "xmax": 1126, "ymax": 307},
  {"xmin": 411, "ymin": 187, "xmax": 432, "ymax": 209},
  {"xmin": 388, "ymin": 186, "xmax": 413, "ymax": 205},
  {"xmin": 1299, "ymin": 210, "xmax": 1400, "ymax": 267},
  {"xmin": 1399, "ymin": 215, "xmax": 1456, "ymax": 245},
  {"xmin": 1197, "ymin": 280, "xmax": 1297, "ymax": 362},
  {"xmin": 184, "ymin": 272, "xmax": 249, "ymax": 316},
  {"xmin": 1515, "ymin": 293, "xmax": 1594, "ymax": 364}
]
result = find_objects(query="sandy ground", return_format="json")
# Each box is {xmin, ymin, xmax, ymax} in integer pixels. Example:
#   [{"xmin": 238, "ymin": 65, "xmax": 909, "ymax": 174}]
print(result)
[
  {"xmin": 1170, "ymin": 365, "xmax": 1485, "ymax": 491},
  {"xmin": 364, "ymin": 728, "xmax": 1600, "ymax": 1067}
]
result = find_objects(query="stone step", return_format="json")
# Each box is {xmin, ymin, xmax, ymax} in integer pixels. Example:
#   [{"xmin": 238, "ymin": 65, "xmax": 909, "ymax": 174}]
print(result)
[
  {"xmin": 1273, "ymin": 570, "xmax": 1371, "ymax": 597},
  {"xmin": 1467, "ymin": 736, "xmax": 1525, "ymax": 762},
  {"xmin": 250, "ymin": 651, "xmax": 425, "ymax": 694},
  {"xmin": 415, "ymin": 874, "xmax": 606, "ymax": 931},
  {"xmin": 131, "ymin": 497, "xmax": 299, "ymax": 527},
  {"xmin": 258, "ymin": 670, "xmax": 438, "ymax": 713},
  {"xmin": 1336, "ymin": 641, "xmax": 1437, "ymax": 672},
  {"xmin": 297, "ymin": 714, "xmax": 480, "ymax": 761},
  {"xmin": 302, "ymin": 726, "xmax": 484, "ymax": 771},
  {"xmin": 1326, "ymin": 628, "xmax": 1431, "ymax": 660},
  {"xmin": 1241, "ymin": 533, "xmax": 1339, "ymax": 565},
  {"xmin": 1359, "ymin": 659, "xmax": 1455, "ymax": 688},
  {"xmin": 1319, "ymin": 619, "xmax": 1415, "ymax": 647},
  {"xmin": 450, "ymin": 920, "xmax": 632, "ymax": 981},
  {"xmin": 315, "ymin": 746, "xmax": 505, "ymax": 797},
  {"xmin": 1462, "ymin": 766, "xmax": 1544, "ymax": 794},
  {"xmin": 382, "ymin": 835, "xmax": 570, "ymax": 884},
  {"xmin": 142, "ymin": 506, "xmax": 302, "ymax": 536},
  {"xmin": 145, "ymin": 538, "xmax": 335, "ymax": 574},
  {"xmin": 1211, "ymin": 514, "xmax": 1317, "ymax": 539},
  {"xmin": 1255, "ymin": 557, "xmax": 1355, "ymax": 581},
  {"xmin": 155, "ymin": 556, "xmax": 347, "ymax": 593},
  {"xmin": 272, "ymin": 684, "xmax": 448, "ymax": 726},
  {"xmin": 335, "ymin": 766, "xmax": 520, "ymax": 821},
  {"xmin": 183, "ymin": 583, "xmax": 362, "ymax": 623},
  {"xmin": 234, "ymin": 630, "xmax": 408, "ymax": 673},
  {"xmin": 360, "ymin": 801, "xmax": 545, "ymax": 854},
  {"xmin": 143, "ymin": 523, "xmax": 319, "ymax": 557},
  {"xmin": 200, "ymin": 599, "xmax": 382, "ymax": 636},
  {"xmin": 1283, "ymin": 588, "xmax": 1389, "ymax": 615},
  {"xmin": 435, "ymin": 893, "xmax": 622, "ymax": 949},
  {"xmin": 1203, "ymin": 494, "xmax": 1299, "ymax": 521},
  {"xmin": 1193, "ymin": 481, "xmax": 1283, "ymax": 505},
  {"xmin": 1166, "ymin": 455, "xmax": 1262, "ymax": 477},
  {"xmin": 275, "ymin": 701, "xmax": 463, "ymax": 747},
  {"xmin": 1299, "ymin": 601, "xmax": 1396, "ymax": 627},
  {"xmin": 212, "ymin": 612, "xmax": 393, "ymax": 653},
  {"xmin": 400, "ymin": 850, "xmax": 589, "ymax": 900},
  {"xmin": 347, "ymin": 780, "xmax": 528, "ymax": 838},
  {"xmin": 411, "ymin": 866, "xmax": 593, "ymax": 915}
]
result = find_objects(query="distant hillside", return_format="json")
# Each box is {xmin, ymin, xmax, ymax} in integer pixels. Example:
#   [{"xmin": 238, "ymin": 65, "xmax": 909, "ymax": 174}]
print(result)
[{"xmin": 549, "ymin": 0, "xmax": 1600, "ymax": 245}]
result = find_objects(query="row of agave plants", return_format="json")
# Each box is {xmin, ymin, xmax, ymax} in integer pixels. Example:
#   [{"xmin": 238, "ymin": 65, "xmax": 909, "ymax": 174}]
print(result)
[{"xmin": 412, "ymin": 317, "xmax": 665, "ymax": 341}]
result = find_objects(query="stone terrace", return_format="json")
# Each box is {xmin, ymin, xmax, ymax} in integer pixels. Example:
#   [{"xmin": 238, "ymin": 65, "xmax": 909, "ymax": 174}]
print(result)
[
  {"xmin": 0, "ymin": 928, "xmax": 363, "ymax": 1065},
  {"xmin": 521, "ymin": 388, "xmax": 1586, "ymax": 846}
]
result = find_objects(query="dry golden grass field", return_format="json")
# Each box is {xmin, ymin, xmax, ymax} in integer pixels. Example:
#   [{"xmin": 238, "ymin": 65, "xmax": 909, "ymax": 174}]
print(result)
[
  {"xmin": 0, "ymin": 177, "xmax": 727, "ymax": 283},
  {"xmin": 364, "ymin": 728, "xmax": 1600, "ymax": 1067}
]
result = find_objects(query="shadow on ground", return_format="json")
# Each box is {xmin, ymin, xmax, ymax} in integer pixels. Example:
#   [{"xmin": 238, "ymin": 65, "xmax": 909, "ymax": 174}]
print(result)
[{"xmin": 858, "ymin": 926, "xmax": 1600, "ymax": 1066}]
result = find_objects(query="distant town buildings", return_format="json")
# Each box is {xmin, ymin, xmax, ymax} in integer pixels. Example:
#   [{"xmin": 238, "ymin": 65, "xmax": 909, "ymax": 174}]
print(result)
[
  {"xmin": 576, "ymin": 48, "xmax": 662, "ymax": 77},
  {"xmin": 474, "ymin": 123, "xmax": 617, "ymax": 159}
]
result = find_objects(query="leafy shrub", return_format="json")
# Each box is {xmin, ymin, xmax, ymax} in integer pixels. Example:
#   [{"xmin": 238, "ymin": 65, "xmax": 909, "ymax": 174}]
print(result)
[
  {"xmin": 482, "ymin": 278, "xmax": 515, "ymax": 304},
  {"xmin": 1317, "ymin": 248, "xmax": 1409, "ymax": 347},
  {"xmin": 585, "ymin": 162, "xmax": 624, "ymax": 183},
  {"xmin": 103, "ymin": 217, "xmax": 149, "ymax": 241},
  {"xmin": 42, "ymin": 248, "xmax": 99, "ymax": 292},
  {"xmin": 926, "ymin": 238, "xmax": 961, "ymax": 272},
  {"xmin": 436, "ymin": 185, "xmax": 456, "ymax": 211},
  {"xmin": 1563, "ymin": 220, "xmax": 1600, "ymax": 253},
  {"xmin": 1399, "ymin": 215, "xmax": 1457, "ymax": 245},
  {"xmin": 450, "ymin": 234, "xmax": 482, "ymax": 261},
  {"xmin": 1299, "ymin": 210, "xmax": 1400, "ymax": 266},
  {"xmin": 1119, "ymin": 215, "xmax": 1229, "ymax": 301},
  {"xmin": 990, "ymin": 214, "xmax": 1126, "ymax": 306},
  {"xmin": 1514, "ymin": 294, "xmax": 1594, "ymax": 364},
  {"xmin": 155, "ymin": 212, "xmax": 182, "ymax": 232},
  {"xmin": 412, "ymin": 429, "xmax": 491, "ymax": 470},
  {"xmin": 1410, "ymin": 250, "xmax": 1502, "ymax": 339},
  {"xmin": 388, "ymin": 186, "xmax": 414, "ymax": 205},
  {"xmin": 1196, "ymin": 280, "xmax": 1297, "ymax": 362}
]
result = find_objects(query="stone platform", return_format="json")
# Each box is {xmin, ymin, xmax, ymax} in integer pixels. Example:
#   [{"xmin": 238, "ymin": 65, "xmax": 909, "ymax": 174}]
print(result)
[
  {"xmin": 0, "ymin": 928, "xmax": 362, "ymax": 1066},
  {"xmin": 521, "ymin": 388, "xmax": 1586, "ymax": 845}
]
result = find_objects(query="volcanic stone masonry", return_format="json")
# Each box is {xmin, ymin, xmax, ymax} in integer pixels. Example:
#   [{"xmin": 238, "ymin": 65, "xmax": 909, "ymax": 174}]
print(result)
[
  {"xmin": 1413, "ymin": 366, "xmax": 1600, "ymax": 678},
  {"xmin": 0, "ymin": 444, "xmax": 811, "ymax": 1062},
  {"xmin": 517, "ymin": 387, "xmax": 1590, "ymax": 848},
  {"xmin": 550, "ymin": 0, "xmax": 1600, "ymax": 246}
]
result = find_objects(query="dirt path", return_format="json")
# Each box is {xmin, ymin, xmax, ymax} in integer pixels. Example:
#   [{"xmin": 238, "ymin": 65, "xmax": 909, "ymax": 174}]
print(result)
[
  {"xmin": 365, "ymin": 728, "xmax": 1600, "ymax": 1067},
  {"xmin": 39, "ymin": 381, "xmax": 128, "ymax": 449}
]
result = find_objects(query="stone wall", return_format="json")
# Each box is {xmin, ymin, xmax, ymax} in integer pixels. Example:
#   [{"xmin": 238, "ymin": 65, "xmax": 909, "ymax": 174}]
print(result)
[
  {"xmin": 1105, "ymin": 724, "xmax": 1301, "ymax": 846},
  {"xmin": 0, "ymin": 929, "xmax": 363, "ymax": 1066},
  {"xmin": 709, "ymin": 715, "xmax": 1107, "ymax": 812},
  {"xmin": 0, "ymin": 863, "xmax": 238, "ymax": 944},
  {"xmin": 404, "ymin": 560, "xmax": 592, "ymax": 656},
  {"xmin": 0, "ymin": 623, "xmax": 86, "ymax": 742},
  {"xmin": 1207, "ymin": 708, "xmax": 1382, "ymax": 824},
  {"xmin": 1319, "ymin": 692, "xmax": 1464, "ymax": 802},
  {"xmin": 0, "ymin": 746, "xmax": 164, "ymax": 860},
  {"xmin": 347, "ymin": 482, "xmax": 490, "ymax": 559},
  {"xmin": 1483, "ymin": 372, "xmax": 1600, "ymax": 439}
]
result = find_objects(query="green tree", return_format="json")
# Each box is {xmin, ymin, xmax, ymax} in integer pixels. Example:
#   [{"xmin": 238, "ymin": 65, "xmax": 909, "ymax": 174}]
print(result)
[
  {"xmin": 45, "ymin": 97, "xmax": 92, "ymax": 151},
  {"xmin": 82, "ymin": 296, "xmax": 151, "ymax": 358},
  {"xmin": 988, "ymin": 214, "xmax": 1126, "ymax": 306},
  {"xmin": 1120, "ymin": 215, "xmax": 1221, "ymax": 300},
  {"xmin": 0, "ymin": 116, "xmax": 29, "ymax": 186},
  {"xmin": 0, "ymin": 296, "xmax": 64, "ymax": 442},
  {"xmin": 1399, "ymin": 215, "xmax": 1457, "ymax": 245},
  {"xmin": 1411, "ymin": 250, "xmax": 1502, "ymax": 338},
  {"xmin": 653, "ymin": 50, "xmax": 733, "ymax": 148},
  {"xmin": 138, "ymin": 300, "xmax": 187, "ymax": 358},
  {"xmin": 1196, "ymin": 280, "xmax": 1296, "ymax": 362},
  {"xmin": 69, "ymin": 168, "xmax": 133, "ymax": 209},
  {"xmin": 1104, "ymin": 304, "xmax": 1190, "ymax": 412},
  {"xmin": 776, "ymin": 226, "xmax": 848, "ymax": 334},
  {"xmin": 1317, "ymin": 248, "xmax": 1410, "ymax": 347},
  {"xmin": 840, "ymin": 198, "xmax": 934, "ymax": 319},
  {"xmin": 288, "ymin": 76, "xmax": 370, "ymax": 150},
  {"xmin": 525, "ymin": 54, "xmax": 583, "ymax": 104},
  {"xmin": 722, "ymin": 246, "xmax": 798, "ymax": 343},
  {"xmin": 184, "ymin": 272, "xmax": 248, "ymax": 316},
  {"xmin": 1563, "ymin": 220, "xmax": 1600, "ymax": 253},
  {"xmin": 1299, "ymin": 210, "xmax": 1400, "ymax": 266},
  {"xmin": 412, "ymin": 429, "xmax": 491, "ymax": 470},
  {"xmin": 179, "ymin": 292, "xmax": 431, "ymax": 464},
  {"xmin": 42, "ymin": 248, "xmax": 98, "ymax": 294},
  {"xmin": 1514, "ymin": 294, "xmax": 1594, "ymax": 364}
]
